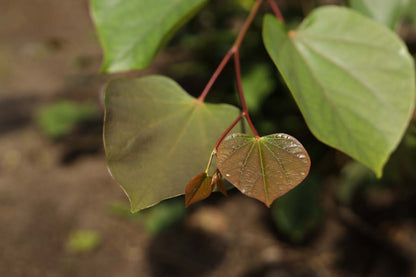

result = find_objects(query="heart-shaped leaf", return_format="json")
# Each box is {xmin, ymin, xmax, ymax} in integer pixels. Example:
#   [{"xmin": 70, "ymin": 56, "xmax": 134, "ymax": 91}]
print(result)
[
  {"xmin": 216, "ymin": 133, "xmax": 311, "ymax": 207},
  {"xmin": 104, "ymin": 75, "xmax": 241, "ymax": 211},
  {"xmin": 185, "ymin": 172, "xmax": 213, "ymax": 207},
  {"xmin": 349, "ymin": 0, "xmax": 408, "ymax": 29},
  {"xmin": 91, "ymin": 0, "xmax": 208, "ymax": 72},
  {"xmin": 263, "ymin": 7, "xmax": 415, "ymax": 177}
]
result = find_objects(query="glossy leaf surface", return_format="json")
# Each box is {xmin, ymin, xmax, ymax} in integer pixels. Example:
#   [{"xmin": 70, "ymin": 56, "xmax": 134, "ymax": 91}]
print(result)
[
  {"xmin": 349, "ymin": 0, "xmax": 408, "ymax": 29},
  {"xmin": 185, "ymin": 172, "xmax": 213, "ymax": 207},
  {"xmin": 263, "ymin": 7, "xmax": 415, "ymax": 177},
  {"xmin": 91, "ymin": 0, "xmax": 207, "ymax": 72},
  {"xmin": 217, "ymin": 133, "xmax": 310, "ymax": 207},
  {"xmin": 104, "ymin": 76, "xmax": 240, "ymax": 211}
]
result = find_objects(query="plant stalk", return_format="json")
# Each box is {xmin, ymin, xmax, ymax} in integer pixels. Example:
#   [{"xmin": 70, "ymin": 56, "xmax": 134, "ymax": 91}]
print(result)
[
  {"xmin": 198, "ymin": 0, "xmax": 264, "ymax": 101},
  {"xmin": 234, "ymin": 50, "xmax": 259, "ymax": 137},
  {"xmin": 266, "ymin": 0, "xmax": 285, "ymax": 22},
  {"xmin": 214, "ymin": 112, "xmax": 245, "ymax": 150}
]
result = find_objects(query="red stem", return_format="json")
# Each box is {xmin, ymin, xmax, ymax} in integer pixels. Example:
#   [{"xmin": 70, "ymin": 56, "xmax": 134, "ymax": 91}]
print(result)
[
  {"xmin": 200, "ymin": 0, "xmax": 282, "ymax": 149},
  {"xmin": 234, "ymin": 50, "xmax": 259, "ymax": 137},
  {"xmin": 214, "ymin": 113, "xmax": 244, "ymax": 150},
  {"xmin": 266, "ymin": 0, "xmax": 285, "ymax": 22},
  {"xmin": 198, "ymin": 49, "xmax": 234, "ymax": 101},
  {"xmin": 198, "ymin": 0, "xmax": 263, "ymax": 101}
]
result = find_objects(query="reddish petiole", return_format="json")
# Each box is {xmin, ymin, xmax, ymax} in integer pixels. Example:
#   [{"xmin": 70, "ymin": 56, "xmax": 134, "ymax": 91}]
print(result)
[{"xmin": 198, "ymin": 0, "xmax": 284, "ymax": 159}]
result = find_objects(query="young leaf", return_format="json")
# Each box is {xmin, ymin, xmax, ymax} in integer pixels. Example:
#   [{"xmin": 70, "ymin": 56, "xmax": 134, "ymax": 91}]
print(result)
[
  {"xmin": 349, "ymin": 0, "xmax": 408, "ymax": 29},
  {"xmin": 213, "ymin": 172, "xmax": 228, "ymax": 196},
  {"xmin": 91, "ymin": 0, "xmax": 208, "ymax": 72},
  {"xmin": 104, "ymin": 75, "xmax": 241, "ymax": 212},
  {"xmin": 185, "ymin": 172, "xmax": 213, "ymax": 207},
  {"xmin": 216, "ymin": 133, "xmax": 310, "ymax": 207},
  {"xmin": 263, "ymin": 7, "xmax": 415, "ymax": 177}
]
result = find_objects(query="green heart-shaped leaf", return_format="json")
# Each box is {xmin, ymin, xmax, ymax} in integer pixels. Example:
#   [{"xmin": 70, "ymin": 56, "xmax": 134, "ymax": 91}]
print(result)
[
  {"xmin": 216, "ymin": 133, "xmax": 311, "ymax": 207},
  {"xmin": 91, "ymin": 0, "xmax": 208, "ymax": 72},
  {"xmin": 263, "ymin": 6, "xmax": 415, "ymax": 177},
  {"xmin": 349, "ymin": 0, "xmax": 408, "ymax": 29},
  {"xmin": 104, "ymin": 75, "xmax": 240, "ymax": 211}
]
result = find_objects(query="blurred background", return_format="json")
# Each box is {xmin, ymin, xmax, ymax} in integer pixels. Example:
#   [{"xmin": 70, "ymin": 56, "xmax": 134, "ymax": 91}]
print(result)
[{"xmin": 2, "ymin": 0, "xmax": 416, "ymax": 276}]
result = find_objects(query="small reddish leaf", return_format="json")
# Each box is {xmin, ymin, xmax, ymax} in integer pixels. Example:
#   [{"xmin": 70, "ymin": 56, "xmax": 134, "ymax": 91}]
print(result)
[
  {"xmin": 213, "ymin": 172, "xmax": 228, "ymax": 197},
  {"xmin": 217, "ymin": 133, "xmax": 311, "ymax": 207},
  {"xmin": 185, "ymin": 172, "xmax": 213, "ymax": 207}
]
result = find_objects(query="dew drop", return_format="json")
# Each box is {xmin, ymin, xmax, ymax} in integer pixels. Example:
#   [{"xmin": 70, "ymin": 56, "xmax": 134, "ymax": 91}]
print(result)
[
  {"xmin": 241, "ymin": 189, "xmax": 247, "ymax": 193},
  {"xmin": 225, "ymin": 173, "xmax": 231, "ymax": 177},
  {"xmin": 297, "ymin": 154, "xmax": 306, "ymax": 159}
]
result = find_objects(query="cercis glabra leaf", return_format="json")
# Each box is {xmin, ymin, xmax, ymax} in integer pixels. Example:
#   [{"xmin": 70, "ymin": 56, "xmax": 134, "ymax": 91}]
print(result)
[
  {"xmin": 213, "ymin": 172, "xmax": 228, "ymax": 196},
  {"xmin": 216, "ymin": 133, "xmax": 311, "ymax": 207},
  {"xmin": 349, "ymin": 0, "xmax": 408, "ymax": 29},
  {"xmin": 91, "ymin": 0, "xmax": 208, "ymax": 72},
  {"xmin": 185, "ymin": 172, "xmax": 213, "ymax": 207},
  {"xmin": 104, "ymin": 75, "xmax": 241, "ymax": 212},
  {"xmin": 184, "ymin": 170, "xmax": 228, "ymax": 207},
  {"xmin": 263, "ymin": 6, "xmax": 415, "ymax": 177}
]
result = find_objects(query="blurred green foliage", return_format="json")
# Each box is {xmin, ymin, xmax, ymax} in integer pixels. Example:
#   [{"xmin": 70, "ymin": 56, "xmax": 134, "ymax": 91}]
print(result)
[
  {"xmin": 108, "ymin": 201, "xmax": 142, "ymax": 220},
  {"xmin": 241, "ymin": 63, "xmax": 275, "ymax": 114},
  {"xmin": 36, "ymin": 100, "xmax": 98, "ymax": 139},
  {"xmin": 337, "ymin": 161, "xmax": 376, "ymax": 205},
  {"xmin": 66, "ymin": 229, "xmax": 101, "ymax": 254},
  {"xmin": 271, "ymin": 175, "xmax": 323, "ymax": 244},
  {"xmin": 337, "ymin": 122, "xmax": 416, "ymax": 205},
  {"xmin": 109, "ymin": 198, "xmax": 186, "ymax": 235}
]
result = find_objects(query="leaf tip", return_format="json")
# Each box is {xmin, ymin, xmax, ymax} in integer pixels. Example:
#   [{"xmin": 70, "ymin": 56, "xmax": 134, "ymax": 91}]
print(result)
[
  {"xmin": 374, "ymin": 169, "xmax": 383, "ymax": 179},
  {"xmin": 370, "ymin": 160, "xmax": 385, "ymax": 179},
  {"xmin": 129, "ymin": 203, "xmax": 140, "ymax": 214}
]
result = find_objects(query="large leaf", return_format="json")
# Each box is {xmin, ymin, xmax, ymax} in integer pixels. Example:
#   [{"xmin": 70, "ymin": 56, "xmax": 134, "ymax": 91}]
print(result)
[
  {"xmin": 216, "ymin": 133, "xmax": 310, "ymax": 207},
  {"xmin": 349, "ymin": 0, "xmax": 408, "ymax": 29},
  {"xmin": 263, "ymin": 7, "xmax": 415, "ymax": 177},
  {"xmin": 104, "ymin": 75, "xmax": 240, "ymax": 211},
  {"xmin": 91, "ymin": 0, "xmax": 208, "ymax": 72}
]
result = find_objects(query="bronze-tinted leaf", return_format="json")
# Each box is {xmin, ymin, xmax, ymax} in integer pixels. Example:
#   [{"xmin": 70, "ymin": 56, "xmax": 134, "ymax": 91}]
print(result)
[
  {"xmin": 216, "ymin": 133, "xmax": 311, "ymax": 207},
  {"xmin": 213, "ymin": 172, "xmax": 228, "ymax": 196},
  {"xmin": 185, "ymin": 172, "xmax": 213, "ymax": 207}
]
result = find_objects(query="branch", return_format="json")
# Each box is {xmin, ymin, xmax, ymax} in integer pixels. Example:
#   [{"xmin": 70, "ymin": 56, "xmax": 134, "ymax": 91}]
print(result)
[{"xmin": 198, "ymin": 0, "xmax": 264, "ymax": 101}]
